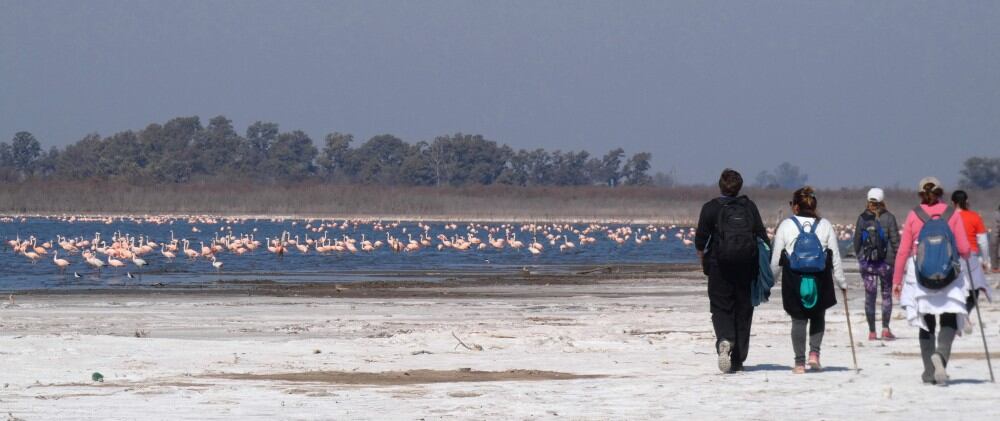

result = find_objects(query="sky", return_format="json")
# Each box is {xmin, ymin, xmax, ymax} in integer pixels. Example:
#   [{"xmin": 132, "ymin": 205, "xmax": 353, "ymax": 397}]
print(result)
[{"xmin": 1, "ymin": 1, "xmax": 997, "ymax": 188}]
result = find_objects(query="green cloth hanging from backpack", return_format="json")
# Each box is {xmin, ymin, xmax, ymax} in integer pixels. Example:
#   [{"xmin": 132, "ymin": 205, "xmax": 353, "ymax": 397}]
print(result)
[{"xmin": 800, "ymin": 275, "xmax": 818, "ymax": 309}]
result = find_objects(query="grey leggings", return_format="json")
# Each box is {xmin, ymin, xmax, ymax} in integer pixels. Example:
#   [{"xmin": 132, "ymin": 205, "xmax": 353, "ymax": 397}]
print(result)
[{"xmin": 792, "ymin": 313, "xmax": 826, "ymax": 364}]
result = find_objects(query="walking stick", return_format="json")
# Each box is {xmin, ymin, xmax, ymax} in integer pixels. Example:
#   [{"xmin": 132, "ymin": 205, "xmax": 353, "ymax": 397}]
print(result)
[
  {"xmin": 964, "ymin": 259, "xmax": 995, "ymax": 382},
  {"xmin": 842, "ymin": 289, "xmax": 860, "ymax": 373},
  {"xmin": 972, "ymin": 293, "xmax": 995, "ymax": 382}
]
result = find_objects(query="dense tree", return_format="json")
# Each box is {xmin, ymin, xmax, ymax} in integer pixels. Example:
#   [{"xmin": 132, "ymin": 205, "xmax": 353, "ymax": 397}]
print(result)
[
  {"xmin": 959, "ymin": 157, "xmax": 1000, "ymax": 190},
  {"xmin": 756, "ymin": 162, "xmax": 808, "ymax": 189},
  {"xmin": 317, "ymin": 132, "xmax": 353, "ymax": 180},
  {"xmin": 10, "ymin": 131, "xmax": 41, "ymax": 179},
  {"xmin": 194, "ymin": 115, "xmax": 243, "ymax": 175},
  {"xmin": 349, "ymin": 134, "xmax": 408, "ymax": 184},
  {"xmin": 2, "ymin": 115, "xmax": 654, "ymax": 187},
  {"xmin": 623, "ymin": 152, "xmax": 653, "ymax": 185},
  {"xmin": 265, "ymin": 130, "xmax": 318, "ymax": 181},
  {"xmin": 597, "ymin": 148, "xmax": 625, "ymax": 186}
]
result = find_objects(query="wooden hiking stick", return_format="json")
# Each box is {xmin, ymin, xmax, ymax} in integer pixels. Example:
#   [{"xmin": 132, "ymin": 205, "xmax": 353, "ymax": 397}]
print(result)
[{"xmin": 842, "ymin": 289, "xmax": 860, "ymax": 373}]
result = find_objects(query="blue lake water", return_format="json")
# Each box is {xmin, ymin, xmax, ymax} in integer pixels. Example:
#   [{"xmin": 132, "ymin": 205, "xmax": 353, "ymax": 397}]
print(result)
[
  {"xmin": 1, "ymin": 217, "xmax": 705, "ymax": 291},
  {"xmin": 2, "ymin": 217, "xmax": 856, "ymax": 292}
]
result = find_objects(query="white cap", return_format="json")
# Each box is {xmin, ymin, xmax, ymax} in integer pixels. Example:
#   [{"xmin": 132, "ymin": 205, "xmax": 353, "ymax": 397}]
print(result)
[
  {"xmin": 867, "ymin": 188, "xmax": 884, "ymax": 203},
  {"xmin": 918, "ymin": 176, "xmax": 942, "ymax": 192}
]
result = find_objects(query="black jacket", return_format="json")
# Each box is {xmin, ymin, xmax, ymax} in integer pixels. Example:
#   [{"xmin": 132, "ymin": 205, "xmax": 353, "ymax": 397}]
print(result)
[
  {"xmin": 781, "ymin": 250, "xmax": 837, "ymax": 319},
  {"xmin": 695, "ymin": 195, "xmax": 770, "ymax": 260}
]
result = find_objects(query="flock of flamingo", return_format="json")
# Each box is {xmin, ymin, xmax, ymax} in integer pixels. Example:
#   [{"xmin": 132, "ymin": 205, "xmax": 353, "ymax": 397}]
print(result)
[{"xmin": 3, "ymin": 216, "xmax": 859, "ymax": 279}]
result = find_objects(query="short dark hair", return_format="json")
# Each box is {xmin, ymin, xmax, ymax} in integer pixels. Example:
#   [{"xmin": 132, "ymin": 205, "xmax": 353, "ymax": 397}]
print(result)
[{"xmin": 718, "ymin": 169, "xmax": 743, "ymax": 197}]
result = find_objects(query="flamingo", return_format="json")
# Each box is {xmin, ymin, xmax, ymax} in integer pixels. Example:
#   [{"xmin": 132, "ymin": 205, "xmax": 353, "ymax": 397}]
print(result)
[
  {"xmin": 161, "ymin": 248, "xmax": 176, "ymax": 262},
  {"xmin": 107, "ymin": 255, "xmax": 126, "ymax": 270},
  {"xmin": 211, "ymin": 256, "xmax": 223, "ymax": 273},
  {"xmin": 52, "ymin": 251, "xmax": 70, "ymax": 273}
]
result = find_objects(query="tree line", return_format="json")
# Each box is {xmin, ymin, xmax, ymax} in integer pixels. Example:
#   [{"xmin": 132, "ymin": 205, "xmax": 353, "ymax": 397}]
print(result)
[{"xmin": 0, "ymin": 115, "xmax": 654, "ymax": 186}]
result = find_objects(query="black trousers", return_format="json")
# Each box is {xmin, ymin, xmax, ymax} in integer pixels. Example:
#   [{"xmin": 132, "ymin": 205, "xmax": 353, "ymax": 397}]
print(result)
[{"xmin": 707, "ymin": 260, "xmax": 755, "ymax": 366}]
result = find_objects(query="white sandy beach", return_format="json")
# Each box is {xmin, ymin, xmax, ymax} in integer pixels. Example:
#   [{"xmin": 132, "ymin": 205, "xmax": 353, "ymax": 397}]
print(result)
[{"xmin": 2, "ymin": 268, "xmax": 998, "ymax": 420}]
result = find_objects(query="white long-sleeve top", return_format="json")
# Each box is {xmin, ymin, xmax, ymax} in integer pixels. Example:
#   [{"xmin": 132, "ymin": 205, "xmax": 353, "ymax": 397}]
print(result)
[{"xmin": 770, "ymin": 215, "xmax": 847, "ymax": 289}]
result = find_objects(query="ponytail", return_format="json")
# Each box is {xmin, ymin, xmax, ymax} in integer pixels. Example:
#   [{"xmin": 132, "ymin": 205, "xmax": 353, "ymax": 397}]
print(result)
[
  {"xmin": 792, "ymin": 186, "xmax": 818, "ymax": 218},
  {"xmin": 919, "ymin": 182, "xmax": 943, "ymax": 205}
]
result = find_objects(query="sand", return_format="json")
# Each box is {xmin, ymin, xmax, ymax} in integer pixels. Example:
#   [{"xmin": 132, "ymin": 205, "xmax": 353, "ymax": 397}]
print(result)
[{"xmin": 1, "ymin": 266, "xmax": 998, "ymax": 420}]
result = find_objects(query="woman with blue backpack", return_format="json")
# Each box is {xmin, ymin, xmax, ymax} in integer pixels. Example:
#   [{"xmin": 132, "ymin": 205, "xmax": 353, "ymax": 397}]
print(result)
[
  {"xmin": 770, "ymin": 186, "xmax": 847, "ymax": 374},
  {"xmin": 852, "ymin": 188, "xmax": 901, "ymax": 341},
  {"xmin": 892, "ymin": 177, "xmax": 971, "ymax": 386}
]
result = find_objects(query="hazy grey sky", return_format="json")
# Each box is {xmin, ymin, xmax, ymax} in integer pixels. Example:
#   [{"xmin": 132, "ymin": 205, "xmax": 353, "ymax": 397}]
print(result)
[{"xmin": 2, "ymin": 1, "xmax": 997, "ymax": 187}]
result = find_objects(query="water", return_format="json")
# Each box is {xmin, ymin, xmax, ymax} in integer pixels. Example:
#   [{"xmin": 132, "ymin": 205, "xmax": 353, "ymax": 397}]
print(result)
[{"xmin": 1, "ymin": 217, "xmax": 703, "ymax": 291}]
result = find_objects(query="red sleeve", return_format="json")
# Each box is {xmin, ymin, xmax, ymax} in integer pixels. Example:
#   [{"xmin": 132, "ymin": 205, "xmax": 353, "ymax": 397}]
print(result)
[{"xmin": 973, "ymin": 214, "xmax": 986, "ymax": 235}]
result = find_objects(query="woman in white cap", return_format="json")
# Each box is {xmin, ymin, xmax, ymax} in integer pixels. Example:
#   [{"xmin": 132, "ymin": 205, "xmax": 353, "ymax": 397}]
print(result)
[
  {"xmin": 852, "ymin": 187, "xmax": 901, "ymax": 341},
  {"xmin": 892, "ymin": 177, "xmax": 971, "ymax": 385}
]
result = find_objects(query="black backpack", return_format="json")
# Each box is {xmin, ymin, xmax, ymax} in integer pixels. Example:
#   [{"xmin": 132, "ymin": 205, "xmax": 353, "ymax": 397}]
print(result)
[
  {"xmin": 858, "ymin": 212, "xmax": 888, "ymax": 263},
  {"xmin": 713, "ymin": 196, "xmax": 757, "ymax": 264}
]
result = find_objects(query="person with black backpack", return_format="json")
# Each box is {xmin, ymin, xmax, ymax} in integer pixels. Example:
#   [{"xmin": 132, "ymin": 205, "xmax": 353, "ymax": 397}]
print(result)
[
  {"xmin": 892, "ymin": 177, "xmax": 971, "ymax": 386},
  {"xmin": 852, "ymin": 188, "xmax": 901, "ymax": 341},
  {"xmin": 770, "ymin": 187, "xmax": 847, "ymax": 373},
  {"xmin": 695, "ymin": 169, "xmax": 769, "ymax": 373}
]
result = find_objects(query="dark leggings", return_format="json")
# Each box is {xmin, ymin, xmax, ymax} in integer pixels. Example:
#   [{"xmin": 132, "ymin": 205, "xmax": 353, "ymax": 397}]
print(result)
[
  {"xmin": 791, "ymin": 312, "xmax": 826, "ymax": 364},
  {"xmin": 860, "ymin": 261, "xmax": 892, "ymax": 331},
  {"xmin": 919, "ymin": 313, "xmax": 957, "ymax": 340}
]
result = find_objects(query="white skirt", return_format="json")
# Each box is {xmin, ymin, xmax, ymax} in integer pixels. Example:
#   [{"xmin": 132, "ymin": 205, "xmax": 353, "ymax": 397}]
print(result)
[{"xmin": 900, "ymin": 259, "xmax": 969, "ymax": 332}]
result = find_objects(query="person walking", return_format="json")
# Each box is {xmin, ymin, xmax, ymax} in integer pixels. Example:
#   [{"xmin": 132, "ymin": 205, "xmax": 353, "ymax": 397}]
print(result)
[
  {"xmin": 695, "ymin": 169, "xmax": 769, "ymax": 373},
  {"xmin": 852, "ymin": 188, "xmax": 901, "ymax": 341},
  {"xmin": 771, "ymin": 187, "xmax": 847, "ymax": 373},
  {"xmin": 951, "ymin": 191, "xmax": 994, "ymax": 328},
  {"xmin": 892, "ymin": 177, "xmax": 971, "ymax": 385}
]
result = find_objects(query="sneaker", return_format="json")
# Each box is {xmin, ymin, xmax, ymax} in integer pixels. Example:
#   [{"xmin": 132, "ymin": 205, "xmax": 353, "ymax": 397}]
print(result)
[
  {"xmin": 792, "ymin": 363, "xmax": 806, "ymax": 374},
  {"xmin": 808, "ymin": 352, "xmax": 822, "ymax": 371},
  {"xmin": 931, "ymin": 352, "xmax": 949, "ymax": 386},
  {"xmin": 881, "ymin": 329, "xmax": 896, "ymax": 341},
  {"xmin": 717, "ymin": 340, "xmax": 733, "ymax": 373},
  {"xmin": 964, "ymin": 318, "xmax": 974, "ymax": 335},
  {"xmin": 868, "ymin": 331, "xmax": 878, "ymax": 341}
]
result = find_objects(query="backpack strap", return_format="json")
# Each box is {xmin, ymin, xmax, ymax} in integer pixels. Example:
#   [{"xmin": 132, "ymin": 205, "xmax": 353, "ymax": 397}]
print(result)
[
  {"xmin": 789, "ymin": 217, "xmax": 805, "ymax": 234},
  {"xmin": 810, "ymin": 217, "xmax": 821, "ymax": 233},
  {"xmin": 913, "ymin": 205, "xmax": 954, "ymax": 222},
  {"xmin": 913, "ymin": 206, "xmax": 931, "ymax": 222},
  {"xmin": 940, "ymin": 206, "xmax": 955, "ymax": 222}
]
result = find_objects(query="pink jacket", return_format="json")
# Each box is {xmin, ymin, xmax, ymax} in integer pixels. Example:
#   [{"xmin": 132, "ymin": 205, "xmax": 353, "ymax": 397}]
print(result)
[{"xmin": 892, "ymin": 203, "xmax": 970, "ymax": 286}]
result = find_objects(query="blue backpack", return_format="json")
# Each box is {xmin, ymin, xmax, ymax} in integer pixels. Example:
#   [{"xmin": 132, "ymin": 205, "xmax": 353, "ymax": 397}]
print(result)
[
  {"xmin": 788, "ymin": 217, "xmax": 827, "ymax": 273},
  {"xmin": 913, "ymin": 206, "xmax": 959, "ymax": 290}
]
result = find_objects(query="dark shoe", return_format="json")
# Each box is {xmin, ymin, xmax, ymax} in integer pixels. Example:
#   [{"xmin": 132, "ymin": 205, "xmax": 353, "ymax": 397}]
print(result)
[
  {"xmin": 732, "ymin": 363, "xmax": 744, "ymax": 372},
  {"xmin": 718, "ymin": 340, "xmax": 733, "ymax": 373},
  {"xmin": 931, "ymin": 352, "xmax": 949, "ymax": 386},
  {"xmin": 921, "ymin": 371, "xmax": 935, "ymax": 385}
]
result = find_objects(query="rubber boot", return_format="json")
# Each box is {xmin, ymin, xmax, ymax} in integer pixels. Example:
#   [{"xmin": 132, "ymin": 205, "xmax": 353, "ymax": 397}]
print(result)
[{"xmin": 919, "ymin": 337, "xmax": 936, "ymax": 384}]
